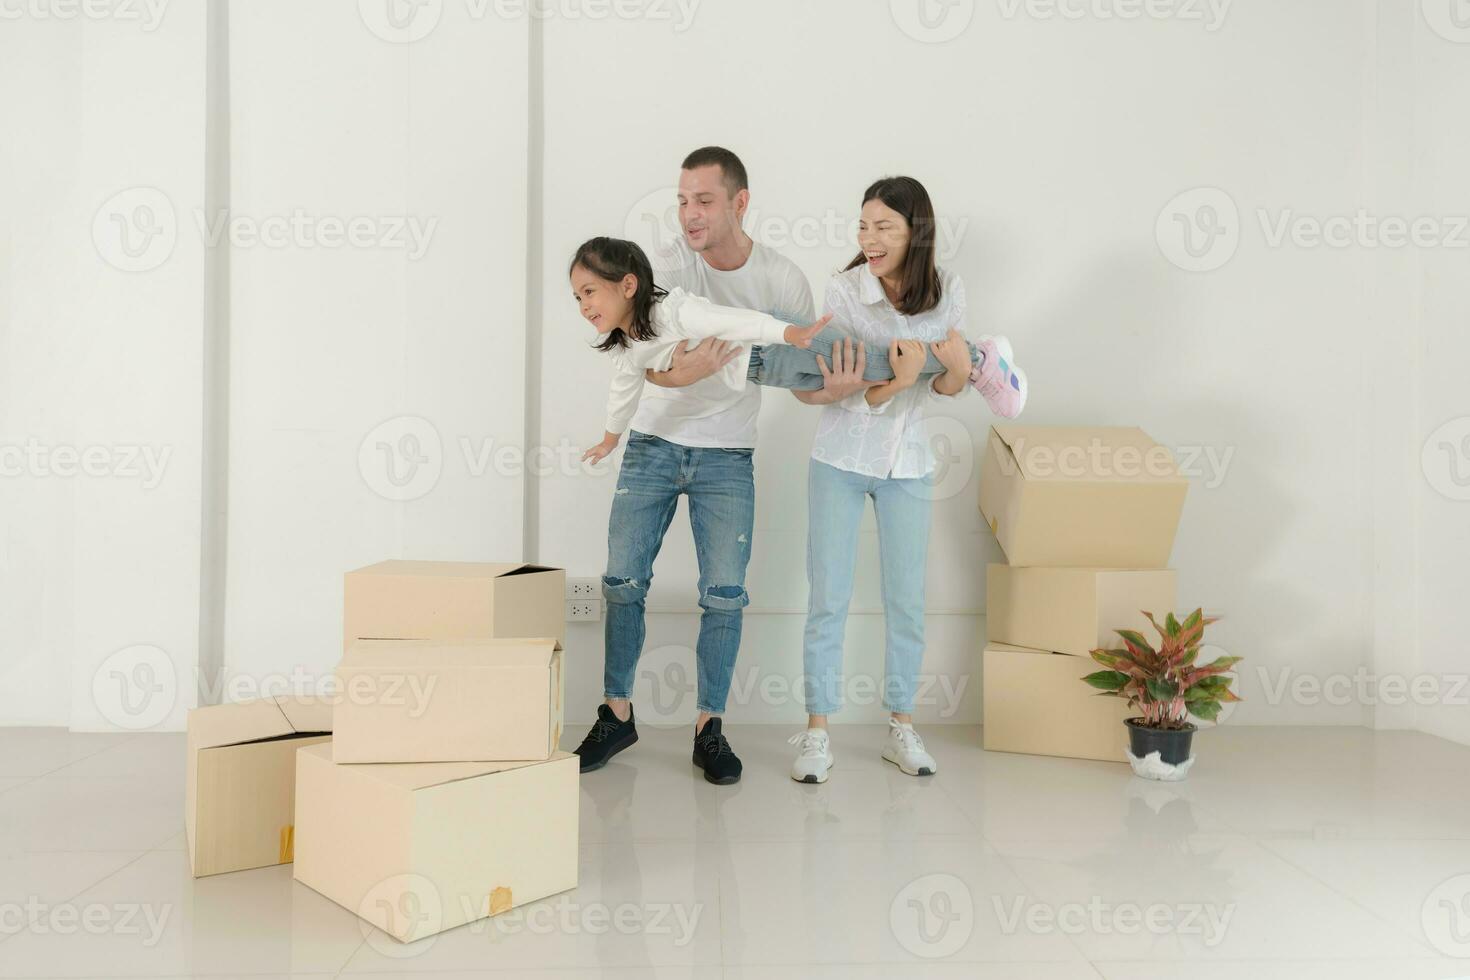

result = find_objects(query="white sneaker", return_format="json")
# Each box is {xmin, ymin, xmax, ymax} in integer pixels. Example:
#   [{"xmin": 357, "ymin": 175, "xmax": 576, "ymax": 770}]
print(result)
[
  {"xmin": 788, "ymin": 728, "xmax": 834, "ymax": 783},
  {"xmin": 882, "ymin": 718, "xmax": 937, "ymax": 776}
]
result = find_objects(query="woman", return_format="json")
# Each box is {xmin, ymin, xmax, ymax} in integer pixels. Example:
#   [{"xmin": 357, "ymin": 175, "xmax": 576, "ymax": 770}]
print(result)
[{"xmin": 789, "ymin": 176, "xmax": 1028, "ymax": 783}]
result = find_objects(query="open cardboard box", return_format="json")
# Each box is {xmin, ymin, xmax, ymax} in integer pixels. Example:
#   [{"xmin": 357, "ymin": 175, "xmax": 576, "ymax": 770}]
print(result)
[
  {"xmin": 978, "ymin": 425, "xmax": 1188, "ymax": 567},
  {"xmin": 332, "ymin": 637, "xmax": 564, "ymax": 764},
  {"xmin": 982, "ymin": 641, "xmax": 1130, "ymax": 764},
  {"xmin": 986, "ymin": 564, "xmax": 1177, "ymax": 658},
  {"xmin": 293, "ymin": 744, "xmax": 579, "ymax": 943},
  {"xmin": 343, "ymin": 560, "xmax": 566, "ymax": 651},
  {"xmin": 184, "ymin": 695, "xmax": 333, "ymax": 877}
]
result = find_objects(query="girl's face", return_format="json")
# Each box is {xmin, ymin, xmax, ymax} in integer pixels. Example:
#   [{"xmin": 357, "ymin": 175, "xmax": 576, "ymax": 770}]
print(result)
[
  {"xmin": 570, "ymin": 264, "xmax": 636, "ymax": 335},
  {"xmin": 856, "ymin": 198, "xmax": 911, "ymax": 280}
]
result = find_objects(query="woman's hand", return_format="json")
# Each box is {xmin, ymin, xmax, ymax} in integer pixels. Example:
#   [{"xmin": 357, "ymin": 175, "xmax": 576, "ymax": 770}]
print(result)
[
  {"xmin": 582, "ymin": 432, "xmax": 621, "ymax": 465},
  {"xmin": 890, "ymin": 338, "xmax": 926, "ymax": 387},
  {"xmin": 932, "ymin": 328, "xmax": 972, "ymax": 378},
  {"xmin": 783, "ymin": 313, "xmax": 833, "ymax": 349}
]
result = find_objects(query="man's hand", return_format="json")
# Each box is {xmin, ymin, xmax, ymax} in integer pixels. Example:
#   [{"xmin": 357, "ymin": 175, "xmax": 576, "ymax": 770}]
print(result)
[
  {"xmin": 646, "ymin": 337, "xmax": 741, "ymax": 388},
  {"xmin": 891, "ymin": 339, "xmax": 926, "ymax": 386},
  {"xmin": 582, "ymin": 431, "xmax": 621, "ymax": 465},
  {"xmin": 793, "ymin": 337, "xmax": 879, "ymax": 405},
  {"xmin": 930, "ymin": 328, "xmax": 972, "ymax": 396}
]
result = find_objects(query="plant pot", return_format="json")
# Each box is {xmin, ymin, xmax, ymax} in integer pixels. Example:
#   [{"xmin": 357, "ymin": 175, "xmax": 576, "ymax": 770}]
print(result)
[{"xmin": 1125, "ymin": 718, "xmax": 1197, "ymax": 781}]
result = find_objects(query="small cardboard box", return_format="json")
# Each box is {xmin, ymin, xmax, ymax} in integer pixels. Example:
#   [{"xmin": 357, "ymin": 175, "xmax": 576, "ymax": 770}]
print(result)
[
  {"xmin": 982, "ymin": 641, "xmax": 1129, "ymax": 763},
  {"xmin": 343, "ymin": 560, "xmax": 566, "ymax": 651},
  {"xmin": 185, "ymin": 695, "xmax": 334, "ymax": 877},
  {"xmin": 332, "ymin": 637, "xmax": 564, "ymax": 764},
  {"xmin": 293, "ymin": 744, "xmax": 579, "ymax": 943},
  {"xmin": 978, "ymin": 425, "xmax": 1188, "ymax": 567},
  {"xmin": 986, "ymin": 564, "xmax": 1178, "ymax": 658}
]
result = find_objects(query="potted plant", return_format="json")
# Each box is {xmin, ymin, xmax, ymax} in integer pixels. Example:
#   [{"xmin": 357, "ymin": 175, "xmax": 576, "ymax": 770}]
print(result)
[{"xmin": 1083, "ymin": 608, "xmax": 1240, "ymax": 781}]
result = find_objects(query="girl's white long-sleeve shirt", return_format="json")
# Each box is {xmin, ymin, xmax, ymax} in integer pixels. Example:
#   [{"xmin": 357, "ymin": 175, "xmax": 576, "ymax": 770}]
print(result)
[{"xmin": 602, "ymin": 287, "xmax": 788, "ymax": 436}]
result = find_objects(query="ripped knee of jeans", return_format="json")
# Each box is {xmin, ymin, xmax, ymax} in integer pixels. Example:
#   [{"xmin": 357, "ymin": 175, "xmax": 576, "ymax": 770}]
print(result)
[
  {"xmin": 699, "ymin": 584, "xmax": 749, "ymax": 612},
  {"xmin": 602, "ymin": 575, "xmax": 648, "ymax": 605}
]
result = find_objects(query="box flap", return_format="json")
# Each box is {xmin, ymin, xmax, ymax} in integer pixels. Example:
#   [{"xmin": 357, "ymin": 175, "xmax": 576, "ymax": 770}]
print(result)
[
  {"xmin": 341, "ymin": 637, "xmax": 560, "ymax": 669},
  {"xmin": 990, "ymin": 424, "xmax": 1184, "ymax": 484},
  {"xmin": 188, "ymin": 698, "xmax": 295, "ymax": 750},
  {"xmin": 299, "ymin": 743, "xmax": 574, "ymax": 789},
  {"xmin": 347, "ymin": 560, "xmax": 544, "ymax": 580},
  {"xmin": 273, "ymin": 694, "xmax": 334, "ymax": 734}
]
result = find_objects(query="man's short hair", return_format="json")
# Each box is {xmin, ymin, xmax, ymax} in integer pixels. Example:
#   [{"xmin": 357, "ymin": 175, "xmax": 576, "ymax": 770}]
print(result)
[{"xmin": 680, "ymin": 146, "xmax": 748, "ymax": 198}]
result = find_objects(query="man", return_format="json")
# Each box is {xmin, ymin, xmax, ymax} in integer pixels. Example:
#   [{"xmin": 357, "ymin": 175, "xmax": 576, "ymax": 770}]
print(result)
[{"xmin": 574, "ymin": 146, "xmax": 875, "ymax": 783}]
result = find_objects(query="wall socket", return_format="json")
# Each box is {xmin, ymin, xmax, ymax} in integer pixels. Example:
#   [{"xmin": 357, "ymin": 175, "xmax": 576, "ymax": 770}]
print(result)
[
  {"xmin": 566, "ymin": 577, "xmax": 600, "ymax": 600},
  {"xmin": 566, "ymin": 599, "xmax": 601, "ymax": 622}
]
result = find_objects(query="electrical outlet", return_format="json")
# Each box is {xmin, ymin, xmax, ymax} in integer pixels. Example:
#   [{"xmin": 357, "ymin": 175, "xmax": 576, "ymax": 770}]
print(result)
[
  {"xmin": 567, "ymin": 577, "xmax": 600, "ymax": 600},
  {"xmin": 567, "ymin": 599, "xmax": 601, "ymax": 622}
]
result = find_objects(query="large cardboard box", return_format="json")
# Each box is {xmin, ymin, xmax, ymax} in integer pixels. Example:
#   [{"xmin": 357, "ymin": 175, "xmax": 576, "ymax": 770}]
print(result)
[
  {"xmin": 185, "ymin": 695, "xmax": 333, "ymax": 877},
  {"xmin": 982, "ymin": 642, "xmax": 1130, "ymax": 763},
  {"xmin": 343, "ymin": 560, "xmax": 566, "ymax": 650},
  {"xmin": 986, "ymin": 565, "xmax": 1177, "ymax": 658},
  {"xmin": 293, "ymin": 744, "xmax": 579, "ymax": 943},
  {"xmin": 978, "ymin": 425, "xmax": 1188, "ymax": 567},
  {"xmin": 332, "ymin": 637, "xmax": 564, "ymax": 764}
]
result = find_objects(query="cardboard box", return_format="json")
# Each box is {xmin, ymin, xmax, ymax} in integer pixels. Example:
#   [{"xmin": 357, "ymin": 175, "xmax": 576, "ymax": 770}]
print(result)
[
  {"xmin": 343, "ymin": 560, "xmax": 566, "ymax": 651},
  {"xmin": 978, "ymin": 425, "xmax": 1188, "ymax": 567},
  {"xmin": 293, "ymin": 744, "xmax": 579, "ymax": 943},
  {"xmin": 332, "ymin": 637, "xmax": 564, "ymax": 764},
  {"xmin": 986, "ymin": 565, "xmax": 1178, "ymax": 658},
  {"xmin": 185, "ymin": 695, "xmax": 333, "ymax": 877},
  {"xmin": 982, "ymin": 642, "xmax": 1130, "ymax": 763}
]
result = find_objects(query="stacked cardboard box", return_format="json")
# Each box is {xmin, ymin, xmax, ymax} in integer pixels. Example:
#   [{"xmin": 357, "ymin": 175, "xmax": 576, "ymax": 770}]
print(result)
[
  {"xmin": 185, "ymin": 559, "xmax": 578, "ymax": 946},
  {"xmin": 978, "ymin": 425, "xmax": 1188, "ymax": 763}
]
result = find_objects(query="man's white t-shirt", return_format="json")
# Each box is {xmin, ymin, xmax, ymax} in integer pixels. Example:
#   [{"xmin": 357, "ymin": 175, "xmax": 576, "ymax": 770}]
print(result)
[{"xmin": 631, "ymin": 236, "xmax": 815, "ymax": 449}]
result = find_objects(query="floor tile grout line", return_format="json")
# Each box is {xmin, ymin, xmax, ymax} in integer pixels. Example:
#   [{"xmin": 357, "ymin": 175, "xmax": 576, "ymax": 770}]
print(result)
[
  {"xmin": 0, "ymin": 732, "xmax": 141, "ymax": 785},
  {"xmin": 0, "ymin": 846, "xmax": 154, "ymax": 951},
  {"xmin": 986, "ymin": 838, "xmax": 1101, "ymax": 968}
]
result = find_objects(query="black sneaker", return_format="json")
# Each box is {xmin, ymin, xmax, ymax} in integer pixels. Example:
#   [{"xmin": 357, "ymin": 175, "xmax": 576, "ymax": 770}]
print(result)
[
  {"xmin": 692, "ymin": 716, "xmax": 742, "ymax": 785},
  {"xmin": 575, "ymin": 704, "xmax": 638, "ymax": 773}
]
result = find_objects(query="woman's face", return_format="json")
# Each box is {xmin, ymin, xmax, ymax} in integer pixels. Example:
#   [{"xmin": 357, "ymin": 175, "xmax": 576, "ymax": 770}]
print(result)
[
  {"xmin": 857, "ymin": 198, "xmax": 910, "ymax": 280},
  {"xmin": 570, "ymin": 264, "xmax": 635, "ymax": 335}
]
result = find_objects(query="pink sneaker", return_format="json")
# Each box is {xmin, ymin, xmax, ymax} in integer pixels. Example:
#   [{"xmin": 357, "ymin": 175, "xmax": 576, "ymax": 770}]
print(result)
[{"xmin": 970, "ymin": 336, "xmax": 1028, "ymax": 418}]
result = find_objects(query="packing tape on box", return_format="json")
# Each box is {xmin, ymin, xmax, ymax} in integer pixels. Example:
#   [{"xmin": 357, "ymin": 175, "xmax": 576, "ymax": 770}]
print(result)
[
  {"xmin": 488, "ymin": 886, "xmax": 513, "ymax": 916},
  {"xmin": 279, "ymin": 825, "xmax": 294, "ymax": 863}
]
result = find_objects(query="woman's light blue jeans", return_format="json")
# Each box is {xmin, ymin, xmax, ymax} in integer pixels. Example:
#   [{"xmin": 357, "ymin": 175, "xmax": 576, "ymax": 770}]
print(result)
[{"xmin": 802, "ymin": 458, "xmax": 932, "ymax": 716}]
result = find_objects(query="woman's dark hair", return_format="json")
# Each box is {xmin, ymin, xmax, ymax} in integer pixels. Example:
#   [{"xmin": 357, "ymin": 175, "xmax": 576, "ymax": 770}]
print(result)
[
  {"xmin": 569, "ymin": 236, "xmax": 667, "ymax": 352},
  {"xmin": 844, "ymin": 176, "xmax": 942, "ymax": 316}
]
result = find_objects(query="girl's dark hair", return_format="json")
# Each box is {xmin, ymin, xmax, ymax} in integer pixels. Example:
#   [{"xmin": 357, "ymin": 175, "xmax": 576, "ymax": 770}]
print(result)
[
  {"xmin": 844, "ymin": 176, "xmax": 942, "ymax": 316},
  {"xmin": 569, "ymin": 237, "xmax": 667, "ymax": 352}
]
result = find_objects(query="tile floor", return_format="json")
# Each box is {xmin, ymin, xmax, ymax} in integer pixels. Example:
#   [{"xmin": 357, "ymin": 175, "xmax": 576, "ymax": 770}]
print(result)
[{"xmin": 2, "ymin": 724, "xmax": 1469, "ymax": 978}]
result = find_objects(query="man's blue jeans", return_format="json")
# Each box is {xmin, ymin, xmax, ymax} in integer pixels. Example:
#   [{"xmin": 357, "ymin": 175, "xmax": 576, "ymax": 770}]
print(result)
[{"xmin": 602, "ymin": 431, "xmax": 753, "ymax": 714}]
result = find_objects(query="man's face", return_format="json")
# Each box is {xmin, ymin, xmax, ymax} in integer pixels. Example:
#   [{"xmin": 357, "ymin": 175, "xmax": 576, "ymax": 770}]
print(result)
[{"xmin": 678, "ymin": 165, "xmax": 747, "ymax": 253}]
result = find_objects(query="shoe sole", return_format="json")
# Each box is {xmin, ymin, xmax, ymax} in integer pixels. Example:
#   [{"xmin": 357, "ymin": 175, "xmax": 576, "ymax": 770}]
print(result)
[
  {"xmin": 578, "ymin": 730, "xmax": 638, "ymax": 773},
  {"xmin": 692, "ymin": 753, "xmax": 741, "ymax": 785},
  {"xmin": 791, "ymin": 755, "xmax": 834, "ymax": 784},
  {"xmin": 882, "ymin": 753, "xmax": 936, "ymax": 777}
]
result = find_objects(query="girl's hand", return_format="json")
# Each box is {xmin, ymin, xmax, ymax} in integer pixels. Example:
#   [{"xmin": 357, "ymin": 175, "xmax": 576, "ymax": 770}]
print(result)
[
  {"xmin": 891, "ymin": 338, "xmax": 926, "ymax": 386},
  {"xmin": 932, "ymin": 328, "xmax": 973, "ymax": 378},
  {"xmin": 782, "ymin": 313, "xmax": 833, "ymax": 349},
  {"xmin": 582, "ymin": 432, "xmax": 621, "ymax": 465}
]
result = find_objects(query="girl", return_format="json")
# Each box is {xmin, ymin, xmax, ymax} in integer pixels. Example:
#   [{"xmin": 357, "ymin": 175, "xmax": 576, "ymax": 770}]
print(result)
[{"xmin": 788, "ymin": 176, "xmax": 1028, "ymax": 784}]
